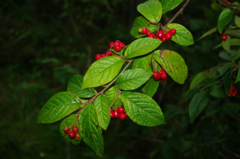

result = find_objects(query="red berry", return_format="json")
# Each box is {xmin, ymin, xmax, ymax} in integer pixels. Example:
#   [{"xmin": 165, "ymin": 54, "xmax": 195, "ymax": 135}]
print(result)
[
  {"xmin": 165, "ymin": 32, "xmax": 172, "ymax": 40},
  {"xmin": 146, "ymin": 30, "xmax": 151, "ymax": 36},
  {"xmin": 160, "ymin": 72, "xmax": 167, "ymax": 79},
  {"xmin": 109, "ymin": 42, "xmax": 115, "ymax": 48},
  {"xmin": 101, "ymin": 54, "xmax": 106, "ymax": 58},
  {"xmin": 68, "ymin": 131, "xmax": 76, "ymax": 138},
  {"xmin": 161, "ymin": 37, "xmax": 166, "ymax": 42},
  {"xmin": 119, "ymin": 42, "xmax": 125, "ymax": 49},
  {"xmin": 157, "ymin": 30, "xmax": 165, "ymax": 38},
  {"xmin": 96, "ymin": 54, "xmax": 101, "ymax": 60},
  {"xmin": 110, "ymin": 110, "xmax": 114, "ymax": 118},
  {"xmin": 221, "ymin": 34, "xmax": 227, "ymax": 41},
  {"xmin": 229, "ymin": 90, "xmax": 233, "ymax": 94},
  {"xmin": 114, "ymin": 45, "xmax": 122, "ymax": 52},
  {"xmin": 113, "ymin": 110, "xmax": 119, "ymax": 118},
  {"xmin": 160, "ymin": 78, "xmax": 167, "ymax": 82},
  {"xmin": 106, "ymin": 50, "xmax": 111, "ymax": 56},
  {"xmin": 153, "ymin": 71, "xmax": 159, "ymax": 79},
  {"xmin": 142, "ymin": 28, "xmax": 147, "ymax": 34},
  {"xmin": 64, "ymin": 126, "xmax": 70, "ymax": 134},
  {"xmin": 160, "ymin": 68, "xmax": 165, "ymax": 73},
  {"xmin": 117, "ymin": 107, "xmax": 124, "ymax": 113},
  {"xmin": 148, "ymin": 33, "xmax": 156, "ymax": 38},
  {"xmin": 228, "ymin": 1, "xmax": 231, "ymax": 5},
  {"xmin": 170, "ymin": 29, "xmax": 176, "ymax": 35},
  {"xmin": 115, "ymin": 40, "xmax": 121, "ymax": 46},
  {"xmin": 73, "ymin": 126, "xmax": 79, "ymax": 132},
  {"xmin": 119, "ymin": 113, "xmax": 127, "ymax": 120}
]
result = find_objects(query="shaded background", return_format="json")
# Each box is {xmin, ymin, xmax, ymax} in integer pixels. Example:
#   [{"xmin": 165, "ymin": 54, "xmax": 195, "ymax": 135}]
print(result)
[{"xmin": 1, "ymin": 0, "xmax": 240, "ymax": 158}]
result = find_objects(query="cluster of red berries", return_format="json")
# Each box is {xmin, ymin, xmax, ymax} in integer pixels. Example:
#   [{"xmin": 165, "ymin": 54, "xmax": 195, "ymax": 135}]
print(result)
[
  {"xmin": 63, "ymin": 126, "xmax": 80, "ymax": 140},
  {"xmin": 229, "ymin": 87, "xmax": 238, "ymax": 97},
  {"xmin": 110, "ymin": 107, "xmax": 127, "ymax": 120},
  {"xmin": 95, "ymin": 40, "xmax": 125, "ymax": 60},
  {"xmin": 152, "ymin": 68, "xmax": 167, "ymax": 81},
  {"xmin": 138, "ymin": 27, "xmax": 176, "ymax": 42}
]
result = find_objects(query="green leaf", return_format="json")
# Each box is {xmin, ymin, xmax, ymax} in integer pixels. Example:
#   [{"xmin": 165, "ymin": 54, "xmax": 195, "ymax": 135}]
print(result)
[
  {"xmin": 226, "ymin": 29, "xmax": 240, "ymax": 38},
  {"xmin": 161, "ymin": 0, "xmax": 183, "ymax": 14},
  {"xmin": 132, "ymin": 54, "xmax": 153, "ymax": 72},
  {"xmin": 124, "ymin": 37, "xmax": 161, "ymax": 59},
  {"xmin": 189, "ymin": 91, "xmax": 209, "ymax": 123},
  {"xmin": 189, "ymin": 72, "xmax": 206, "ymax": 91},
  {"xmin": 116, "ymin": 69, "xmax": 153, "ymax": 90},
  {"xmin": 79, "ymin": 102, "xmax": 104, "ymax": 157},
  {"xmin": 37, "ymin": 92, "xmax": 81, "ymax": 123},
  {"xmin": 223, "ymin": 70, "xmax": 232, "ymax": 96},
  {"xmin": 222, "ymin": 35, "xmax": 231, "ymax": 53},
  {"xmin": 217, "ymin": 8, "xmax": 235, "ymax": 34},
  {"xmin": 218, "ymin": 64, "xmax": 231, "ymax": 76},
  {"xmin": 94, "ymin": 95, "xmax": 110, "ymax": 130},
  {"xmin": 198, "ymin": 28, "xmax": 217, "ymax": 40},
  {"xmin": 167, "ymin": 23, "xmax": 194, "ymax": 46},
  {"xmin": 137, "ymin": 0, "xmax": 162, "ymax": 22},
  {"xmin": 60, "ymin": 114, "xmax": 81, "ymax": 145},
  {"xmin": 131, "ymin": 16, "xmax": 158, "ymax": 38},
  {"xmin": 230, "ymin": 39, "xmax": 240, "ymax": 46},
  {"xmin": 104, "ymin": 86, "xmax": 122, "ymax": 109},
  {"xmin": 219, "ymin": 51, "xmax": 231, "ymax": 61},
  {"xmin": 82, "ymin": 56, "xmax": 125, "ymax": 89},
  {"xmin": 235, "ymin": 15, "xmax": 240, "ymax": 27},
  {"xmin": 67, "ymin": 75, "xmax": 95, "ymax": 98},
  {"xmin": 141, "ymin": 77, "xmax": 160, "ymax": 97},
  {"xmin": 203, "ymin": 66, "xmax": 219, "ymax": 78},
  {"xmin": 153, "ymin": 50, "xmax": 188, "ymax": 84},
  {"xmin": 120, "ymin": 91, "xmax": 165, "ymax": 126},
  {"xmin": 210, "ymin": 85, "xmax": 226, "ymax": 98},
  {"xmin": 235, "ymin": 69, "xmax": 240, "ymax": 83},
  {"xmin": 213, "ymin": 43, "xmax": 222, "ymax": 49}
]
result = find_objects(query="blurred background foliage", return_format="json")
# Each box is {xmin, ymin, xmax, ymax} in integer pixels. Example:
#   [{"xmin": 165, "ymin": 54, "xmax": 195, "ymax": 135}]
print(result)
[{"xmin": 1, "ymin": 0, "xmax": 240, "ymax": 158}]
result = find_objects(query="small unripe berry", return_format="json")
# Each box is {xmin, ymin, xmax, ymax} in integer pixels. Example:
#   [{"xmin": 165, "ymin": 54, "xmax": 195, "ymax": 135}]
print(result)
[
  {"xmin": 148, "ymin": 33, "xmax": 155, "ymax": 38},
  {"xmin": 138, "ymin": 28, "xmax": 143, "ymax": 33},
  {"xmin": 64, "ymin": 126, "xmax": 70, "ymax": 134},
  {"xmin": 165, "ymin": 32, "xmax": 172, "ymax": 40},
  {"xmin": 119, "ymin": 113, "xmax": 127, "ymax": 120},
  {"xmin": 106, "ymin": 50, "xmax": 111, "ymax": 56},
  {"xmin": 142, "ymin": 28, "xmax": 148, "ymax": 34},
  {"xmin": 119, "ymin": 42, "xmax": 125, "ymax": 49},
  {"xmin": 96, "ymin": 54, "xmax": 101, "ymax": 60},
  {"xmin": 146, "ymin": 30, "xmax": 151, "ymax": 36},
  {"xmin": 113, "ymin": 110, "xmax": 119, "ymax": 118},
  {"xmin": 115, "ymin": 40, "xmax": 121, "ymax": 46},
  {"xmin": 157, "ymin": 30, "xmax": 165, "ymax": 38},
  {"xmin": 110, "ymin": 110, "xmax": 114, "ymax": 118},
  {"xmin": 221, "ymin": 34, "xmax": 227, "ymax": 41},
  {"xmin": 68, "ymin": 131, "xmax": 76, "ymax": 138},
  {"xmin": 109, "ymin": 42, "xmax": 115, "ymax": 48},
  {"xmin": 114, "ymin": 45, "xmax": 122, "ymax": 52},
  {"xmin": 170, "ymin": 29, "xmax": 176, "ymax": 35},
  {"xmin": 73, "ymin": 126, "xmax": 79, "ymax": 132},
  {"xmin": 75, "ymin": 133, "xmax": 80, "ymax": 140},
  {"xmin": 117, "ymin": 107, "xmax": 124, "ymax": 113},
  {"xmin": 161, "ymin": 37, "xmax": 166, "ymax": 42}
]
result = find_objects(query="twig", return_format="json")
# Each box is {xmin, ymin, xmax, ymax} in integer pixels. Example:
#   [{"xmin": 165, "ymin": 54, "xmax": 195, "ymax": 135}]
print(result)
[
  {"xmin": 217, "ymin": 0, "xmax": 240, "ymax": 15},
  {"xmin": 74, "ymin": 60, "xmax": 134, "ymax": 125},
  {"xmin": 200, "ymin": 138, "xmax": 225, "ymax": 146},
  {"xmin": 165, "ymin": 0, "xmax": 191, "ymax": 26},
  {"xmin": 109, "ymin": 88, "xmax": 121, "ymax": 109}
]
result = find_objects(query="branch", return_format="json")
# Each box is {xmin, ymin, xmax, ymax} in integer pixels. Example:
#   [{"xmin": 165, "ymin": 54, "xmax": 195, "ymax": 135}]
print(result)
[
  {"xmin": 109, "ymin": 88, "xmax": 121, "ymax": 109},
  {"xmin": 216, "ymin": 0, "xmax": 240, "ymax": 15},
  {"xmin": 165, "ymin": 0, "xmax": 191, "ymax": 26},
  {"xmin": 74, "ymin": 60, "xmax": 134, "ymax": 125}
]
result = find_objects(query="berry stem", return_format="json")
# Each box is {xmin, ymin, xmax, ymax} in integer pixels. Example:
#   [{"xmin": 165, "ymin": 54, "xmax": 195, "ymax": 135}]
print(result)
[
  {"xmin": 165, "ymin": 0, "xmax": 191, "ymax": 26},
  {"xmin": 74, "ymin": 60, "xmax": 134, "ymax": 126}
]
